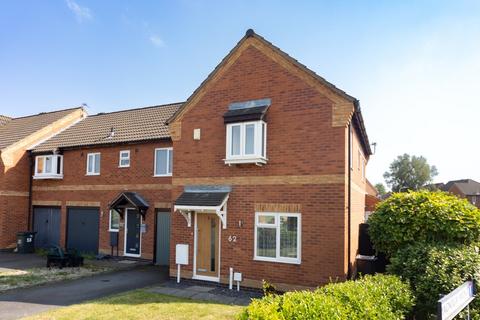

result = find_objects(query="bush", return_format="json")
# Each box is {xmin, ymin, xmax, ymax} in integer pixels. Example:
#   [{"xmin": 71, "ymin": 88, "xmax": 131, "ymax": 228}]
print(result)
[
  {"xmin": 368, "ymin": 190, "xmax": 480, "ymax": 256},
  {"xmin": 388, "ymin": 243, "xmax": 480, "ymax": 319},
  {"xmin": 238, "ymin": 274, "xmax": 414, "ymax": 320}
]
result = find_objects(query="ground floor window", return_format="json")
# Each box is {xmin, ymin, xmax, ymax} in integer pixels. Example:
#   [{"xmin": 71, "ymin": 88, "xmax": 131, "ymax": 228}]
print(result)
[
  {"xmin": 109, "ymin": 209, "xmax": 120, "ymax": 232},
  {"xmin": 254, "ymin": 212, "xmax": 301, "ymax": 264}
]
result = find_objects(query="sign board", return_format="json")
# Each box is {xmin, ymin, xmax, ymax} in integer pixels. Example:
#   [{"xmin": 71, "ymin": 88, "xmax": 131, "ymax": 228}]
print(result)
[
  {"xmin": 438, "ymin": 281, "xmax": 475, "ymax": 320},
  {"xmin": 175, "ymin": 244, "xmax": 189, "ymax": 265}
]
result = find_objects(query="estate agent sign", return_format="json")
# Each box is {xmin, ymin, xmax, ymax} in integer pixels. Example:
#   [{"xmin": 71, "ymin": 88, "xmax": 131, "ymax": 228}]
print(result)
[{"xmin": 438, "ymin": 281, "xmax": 476, "ymax": 320}]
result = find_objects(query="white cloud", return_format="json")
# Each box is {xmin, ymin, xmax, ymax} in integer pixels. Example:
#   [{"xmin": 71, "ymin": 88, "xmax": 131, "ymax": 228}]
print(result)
[
  {"xmin": 66, "ymin": 0, "xmax": 92, "ymax": 23},
  {"xmin": 149, "ymin": 34, "xmax": 165, "ymax": 48}
]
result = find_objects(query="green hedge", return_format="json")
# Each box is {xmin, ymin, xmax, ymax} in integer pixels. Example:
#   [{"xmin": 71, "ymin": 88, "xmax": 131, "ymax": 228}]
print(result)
[
  {"xmin": 368, "ymin": 190, "xmax": 480, "ymax": 256},
  {"xmin": 388, "ymin": 243, "xmax": 480, "ymax": 319},
  {"xmin": 238, "ymin": 274, "xmax": 414, "ymax": 320}
]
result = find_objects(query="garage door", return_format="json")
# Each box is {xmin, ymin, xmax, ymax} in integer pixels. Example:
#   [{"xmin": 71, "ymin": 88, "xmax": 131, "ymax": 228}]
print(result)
[
  {"xmin": 67, "ymin": 208, "xmax": 99, "ymax": 254},
  {"xmin": 33, "ymin": 207, "xmax": 61, "ymax": 248}
]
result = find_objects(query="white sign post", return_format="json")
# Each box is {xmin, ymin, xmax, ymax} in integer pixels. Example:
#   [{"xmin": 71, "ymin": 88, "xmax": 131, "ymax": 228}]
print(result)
[
  {"xmin": 438, "ymin": 281, "xmax": 476, "ymax": 320},
  {"xmin": 175, "ymin": 244, "xmax": 189, "ymax": 283}
]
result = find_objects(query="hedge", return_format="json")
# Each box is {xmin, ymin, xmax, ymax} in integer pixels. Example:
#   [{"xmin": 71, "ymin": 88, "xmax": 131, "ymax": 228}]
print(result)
[
  {"xmin": 388, "ymin": 243, "xmax": 480, "ymax": 319},
  {"xmin": 238, "ymin": 274, "xmax": 414, "ymax": 320},
  {"xmin": 368, "ymin": 190, "xmax": 480, "ymax": 256}
]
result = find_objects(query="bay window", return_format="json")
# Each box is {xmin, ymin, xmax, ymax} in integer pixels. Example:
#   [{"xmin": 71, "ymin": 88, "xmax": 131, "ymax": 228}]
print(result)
[
  {"xmin": 254, "ymin": 212, "xmax": 301, "ymax": 264},
  {"xmin": 34, "ymin": 155, "xmax": 63, "ymax": 179},
  {"xmin": 225, "ymin": 120, "xmax": 267, "ymax": 165}
]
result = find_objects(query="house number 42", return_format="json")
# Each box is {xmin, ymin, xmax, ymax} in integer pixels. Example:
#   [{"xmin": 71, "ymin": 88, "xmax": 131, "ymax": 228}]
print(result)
[{"xmin": 228, "ymin": 235, "xmax": 237, "ymax": 242}]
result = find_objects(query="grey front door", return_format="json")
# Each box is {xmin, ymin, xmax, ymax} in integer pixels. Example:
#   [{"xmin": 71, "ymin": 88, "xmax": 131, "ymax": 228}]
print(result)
[
  {"xmin": 155, "ymin": 211, "xmax": 170, "ymax": 266},
  {"xmin": 33, "ymin": 207, "xmax": 61, "ymax": 248},
  {"xmin": 67, "ymin": 208, "xmax": 99, "ymax": 254},
  {"xmin": 125, "ymin": 209, "xmax": 141, "ymax": 257}
]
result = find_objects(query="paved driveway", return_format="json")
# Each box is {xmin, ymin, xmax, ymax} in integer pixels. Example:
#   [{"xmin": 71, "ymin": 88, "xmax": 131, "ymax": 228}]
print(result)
[
  {"xmin": 0, "ymin": 265, "xmax": 169, "ymax": 320},
  {"xmin": 0, "ymin": 252, "xmax": 45, "ymax": 272}
]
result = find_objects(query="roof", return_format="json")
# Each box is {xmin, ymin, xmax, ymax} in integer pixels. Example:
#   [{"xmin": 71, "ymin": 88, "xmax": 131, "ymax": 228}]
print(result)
[
  {"xmin": 33, "ymin": 103, "xmax": 183, "ymax": 153},
  {"xmin": 167, "ymin": 29, "xmax": 372, "ymax": 155},
  {"xmin": 0, "ymin": 107, "xmax": 84, "ymax": 150},
  {"xmin": 110, "ymin": 192, "xmax": 150, "ymax": 216},
  {"xmin": 443, "ymin": 179, "xmax": 480, "ymax": 196},
  {"xmin": 175, "ymin": 192, "xmax": 230, "ymax": 207},
  {"xmin": 0, "ymin": 115, "xmax": 11, "ymax": 126}
]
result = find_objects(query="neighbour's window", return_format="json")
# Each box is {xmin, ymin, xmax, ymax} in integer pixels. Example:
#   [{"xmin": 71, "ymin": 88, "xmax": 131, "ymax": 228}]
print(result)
[
  {"xmin": 255, "ymin": 212, "xmax": 301, "ymax": 264},
  {"xmin": 86, "ymin": 153, "xmax": 101, "ymax": 175},
  {"xmin": 119, "ymin": 150, "xmax": 130, "ymax": 168},
  {"xmin": 472, "ymin": 196, "xmax": 477, "ymax": 206},
  {"xmin": 225, "ymin": 121, "xmax": 267, "ymax": 162},
  {"xmin": 154, "ymin": 148, "xmax": 173, "ymax": 176},
  {"xmin": 34, "ymin": 155, "xmax": 63, "ymax": 177},
  {"xmin": 109, "ymin": 209, "xmax": 120, "ymax": 232}
]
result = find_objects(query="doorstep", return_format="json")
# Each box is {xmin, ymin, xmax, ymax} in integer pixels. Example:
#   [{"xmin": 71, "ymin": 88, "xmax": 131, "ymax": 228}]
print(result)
[{"xmin": 146, "ymin": 280, "xmax": 263, "ymax": 306}]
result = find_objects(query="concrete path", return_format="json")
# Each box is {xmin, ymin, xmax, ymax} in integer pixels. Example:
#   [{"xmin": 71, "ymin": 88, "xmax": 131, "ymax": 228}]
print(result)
[{"xmin": 0, "ymin": 265, "xmax": 168, "ymax": 320}]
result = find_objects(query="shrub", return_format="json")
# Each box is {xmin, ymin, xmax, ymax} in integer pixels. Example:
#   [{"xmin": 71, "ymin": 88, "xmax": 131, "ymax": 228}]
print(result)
[
  {"xmin": 388, "ymin": 243, "xmax": 480, "ymax": 319},
  {"xmin": 368, "ymin": 190, "xmax": 480, "ymax": 256},
  {"xmin": 238, "ymin": 274, "xmax": 414, "ymax": 320}
]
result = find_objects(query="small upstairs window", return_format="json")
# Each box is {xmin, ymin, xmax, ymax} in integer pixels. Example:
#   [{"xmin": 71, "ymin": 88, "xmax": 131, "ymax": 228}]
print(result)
[
  {"xmin": 86, "ymin": 153, "xmax": 101, "ymax": 175},
  {"xmin": 34, "ymin": 155, "xmax": 63, "ymax": 179},
  {"xmin": 119, "ymin": 150, "xmax": 130, "ymax": 168},
  {"xmin": 223, "ymin": 98, "xmax": 270, "ymax": 166},
  {"xmin": 154, "ymin": 148, "xmax": 173, "ymax": 176}
]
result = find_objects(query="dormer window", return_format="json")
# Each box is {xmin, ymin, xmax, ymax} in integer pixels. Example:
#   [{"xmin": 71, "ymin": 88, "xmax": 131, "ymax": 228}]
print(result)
[
  {"xmin": 223, "ymin": 98, "xmax": 270, "ymax": 166},
  {"xmin": 34, "ymin": 155, "xmax": 63, "ymax": 179}
]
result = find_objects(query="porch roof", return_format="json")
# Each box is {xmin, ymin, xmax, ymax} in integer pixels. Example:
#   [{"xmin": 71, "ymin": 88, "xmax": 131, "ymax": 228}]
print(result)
[
  {"xmin": 109, "ymin": 192, "xmax": 149, "ymax": 216},
  {"xmin": 175, "ymin": 192, "xmax": 229, "ymax": 207}
]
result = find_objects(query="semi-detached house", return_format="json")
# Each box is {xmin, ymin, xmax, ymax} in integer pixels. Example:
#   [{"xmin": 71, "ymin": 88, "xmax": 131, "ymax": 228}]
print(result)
[{"xmin": 14, "ymin": 30, "xmax": 371, "ymax": 290}]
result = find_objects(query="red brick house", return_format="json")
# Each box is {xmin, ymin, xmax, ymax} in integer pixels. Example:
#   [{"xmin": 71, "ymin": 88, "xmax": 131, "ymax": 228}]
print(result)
[
  {"xmin": 0, "ymin": 107, "xmax": 86, "ymax": 249},
  {"xmin": 437, "ymin": 179, "xmax": 480, "ymax": 208},
  {"xmin": 22, "ymin": 29, "xmax": 371, "ymax": 290}
]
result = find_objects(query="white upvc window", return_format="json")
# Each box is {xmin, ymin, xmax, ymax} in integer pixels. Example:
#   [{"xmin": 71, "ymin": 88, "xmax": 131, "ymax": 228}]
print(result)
[
  {"xmin": 154, "ymin": 147, "xmax": 173, "ymax": 177},
  {"xmin": 225, "ymin": 120, "xmax": 267, "ymax": 165},
  {"xmin": 119, "ymin": 150, "xmax": 130, "ymax": 168},
  {"xmin": 109, "ymin": 209, "xmax": 120, "ymax": 232},
  {"xmin": 86, "ymin": 153, "xmax": 101, "ymax": 175},
  {"xmin": 33, "ymin": 155, "xmax": 63, "ymax": 179},
  {"xmin": 254, "ymin": 212, "xmax": 301, "ymax": 264}
]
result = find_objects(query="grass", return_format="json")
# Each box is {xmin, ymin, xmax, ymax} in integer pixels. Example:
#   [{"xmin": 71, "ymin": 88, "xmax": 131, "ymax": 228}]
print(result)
[
  {"xmin": 24, "ymin": 289, "xmax": 244, "ymax": 320},
  {"xmin": 0, "ymin": 264, "xmax": 112, "ymax": 292}
]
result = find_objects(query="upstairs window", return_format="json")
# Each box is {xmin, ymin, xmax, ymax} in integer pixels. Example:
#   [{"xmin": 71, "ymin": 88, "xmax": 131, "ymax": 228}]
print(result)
[
  {"xmin": 34, "ymin": 155, "xmax": 63, "ymax": 179},
  {"xmin": 154, "ymin": 148, "xmax": 173, "ymax": 176},
  {"xmin": 86, "ymin": 153, "xmax": 101, "ymax": 175},
  {"xmin": 119, "ymin": 150, "xmax": 130, "ymax": 168},
  {"xmin": 225, "ymin": 121, "xmax": 267, "ymax": 165}
]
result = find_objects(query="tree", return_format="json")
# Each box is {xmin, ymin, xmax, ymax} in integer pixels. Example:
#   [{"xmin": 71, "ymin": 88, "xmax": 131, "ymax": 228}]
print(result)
[
  {"xmin": 374, "ymin": 183, "xmax": 387, "ymax": 196},
  {"xmin": 383, "ymin": 154, "xmax": 438, "ymax": 192}
]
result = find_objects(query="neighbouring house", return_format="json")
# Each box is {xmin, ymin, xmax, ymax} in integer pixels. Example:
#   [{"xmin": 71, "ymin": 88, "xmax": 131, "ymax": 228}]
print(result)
[
  {"xmin": 365, "ymin": 180, "xmax": 380, "ymax": 220},
  {"xmin": 437, "ymin": 179, "xmax": 480, "ymax": 208},
  {"xmin": 0, "ymin": 107, "xmax": 86, "ymax": 249},
  {"xmin": 17, "ymin": 29, "xmax": 371, "ymax": 290}
]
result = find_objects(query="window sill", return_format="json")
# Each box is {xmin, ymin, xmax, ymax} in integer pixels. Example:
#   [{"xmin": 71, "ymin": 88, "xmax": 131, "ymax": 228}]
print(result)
[
  {"xmin": 118, "ymin": 166, "xmax": 130, "ymax": 168},
  {"xmin": 108, "ymin": 229, "xmax": 119, "ymax": 232},
  {"xmin": 153, "ymin": 174, "xmax": 172, "ymax": 177},
  {"xmin": 253, "ymin": 256, "xmax": 301, "ymax": 265},
  {"xmin": 33, "ymin": 174, "xmax": 63, "ymax": 180},
  {"xmin": 86, "ymin": 173, "xmax": 100, "ymax": 176},
  {"xmin": 224, "ymin": 157, "xmax": 267, "ymax": 166}
]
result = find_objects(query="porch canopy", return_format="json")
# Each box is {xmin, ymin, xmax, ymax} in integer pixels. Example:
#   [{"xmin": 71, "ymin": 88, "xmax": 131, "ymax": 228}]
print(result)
[
  {"xmin": 109, "ymin": 191, "xmax": 149, "ymax": 217},
  {"xmin": 174, "ymin": 186, "xmax": 230, "ymax": 229}
]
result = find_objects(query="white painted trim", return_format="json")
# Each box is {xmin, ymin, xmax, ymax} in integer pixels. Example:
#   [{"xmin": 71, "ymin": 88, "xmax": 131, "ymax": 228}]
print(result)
[
  {"xmin": 192, "ymin": 212, "xmax": 221, "ymax": 282},
  {"xmin": 253, "ymin": 212, "xmax": 302, "ymax": 265},
  {"xmin": 118, "ymin": 150, "xmax": 130, "ymax": 168},
  {"xmin": 33, "ymin": 154, "xmax": 64, "ymax": 179},
  {"xmin": 86, "ymin": 152, "xmax": 101, "ymax": 176},
  {"xmin": 153, "ymin": 147, "xmax": 173, "ymax": 177},
  {"xmin": 124, "ymin": 208, "xmax": 142, "ymax": 258},
  {"xmin": 108, "ymin": 209, "xmax": 120, "ymax": 232},
  {"xmin": 225, "ymin": 120, "xmax": 267, "ymax": 165}
]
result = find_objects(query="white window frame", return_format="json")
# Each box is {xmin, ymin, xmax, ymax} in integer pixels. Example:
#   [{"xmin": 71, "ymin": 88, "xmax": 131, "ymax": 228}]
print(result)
[
  {"xmin": 33, "ymin": 155, "xmax": 63, "ymax": 179},
  {"xmin": 86, "ymin": 152, "xmax": 101, "ymax": 176},
  {"xmin": 254, "ymin": 212, "xmax": 301, "ymax": 264},
  {"xmin": 118, "ymin": 150, "xmax": 130, "ymax": 168},
  {"xmin": 109, "ymin": 209, "xmax": 120, "ymax": 232},
  {"xmin": 154, "ymin": 147, "xmax": 173, "ymax": 177},
  {"xmin": 225, "ymin": 120, "xmax": 267, "ymax": 165}
]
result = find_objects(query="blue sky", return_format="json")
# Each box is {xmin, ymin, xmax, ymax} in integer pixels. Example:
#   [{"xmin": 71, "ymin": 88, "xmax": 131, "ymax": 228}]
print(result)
[{"xmin": 1, "ymin": 1, "xmax": 479, "ymax": 187}]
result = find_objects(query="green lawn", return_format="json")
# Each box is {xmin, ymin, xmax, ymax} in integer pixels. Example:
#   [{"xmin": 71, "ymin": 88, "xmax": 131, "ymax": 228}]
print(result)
[{"xmin": 25, "ymin": 290, "xmax": 244, "ymax": 320}]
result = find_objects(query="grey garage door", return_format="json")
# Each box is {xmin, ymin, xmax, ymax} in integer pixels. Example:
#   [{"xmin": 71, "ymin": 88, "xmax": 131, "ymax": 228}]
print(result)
[
  {"xmin": 33, "ymin": 207, "xmax": 61, "ymax": 248},
  {"xmin": 155, "ymin": 211, "xmax": 170, "ymax": 266},
  {"xmin": 67, "ymin": 208, "xmax": 100, "ymax": 254}
]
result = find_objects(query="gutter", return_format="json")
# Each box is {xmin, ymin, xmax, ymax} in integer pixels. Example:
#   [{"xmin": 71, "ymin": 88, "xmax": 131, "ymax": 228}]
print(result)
[
  {"xmin": 27, "ymin": 150, "xmax": 34, "ymax": 230},
  {"xmin": 347, "ymin": 123, "xmax": 352, "ymax": 279}
]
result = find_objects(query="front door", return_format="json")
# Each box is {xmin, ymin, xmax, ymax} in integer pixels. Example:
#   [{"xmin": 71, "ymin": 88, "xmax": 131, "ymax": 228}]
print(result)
[
  {"xmin": 195, "ymin": 213, "xmax": 219, "ymax": 279},
  {"xmin": 124, "ymin": 209, "xmax": 141, "ymax": 257}
]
